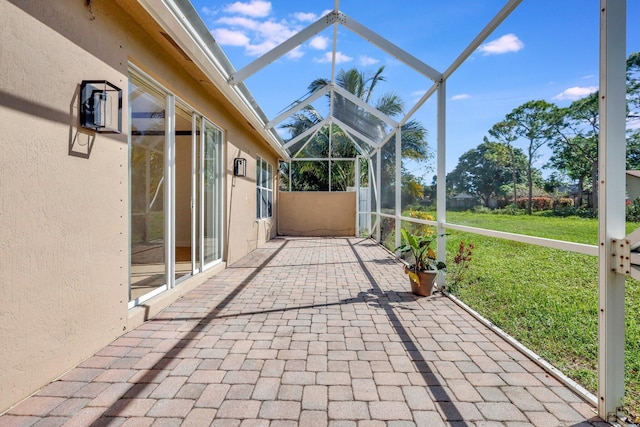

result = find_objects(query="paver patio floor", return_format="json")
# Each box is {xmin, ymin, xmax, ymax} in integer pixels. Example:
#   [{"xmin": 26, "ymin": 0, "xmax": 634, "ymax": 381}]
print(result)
[{"xmin": 0, "ymin": 237, "xmax": 608, "ymax": 426}]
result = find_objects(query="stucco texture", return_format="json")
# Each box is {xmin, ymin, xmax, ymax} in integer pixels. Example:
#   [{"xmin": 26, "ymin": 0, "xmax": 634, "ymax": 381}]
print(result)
[{"xmin": 0, "ymin": 0, "xmax": 280, "ymax": 412}]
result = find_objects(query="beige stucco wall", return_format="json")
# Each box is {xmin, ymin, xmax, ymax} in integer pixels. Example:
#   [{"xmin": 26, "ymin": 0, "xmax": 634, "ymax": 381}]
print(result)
[
  {"xmin": 0, "ymin": 0, "xmax": 279, "ymax": 412},
  {"xmin": 278, "ymin": 192, "xmax": 356, "ymax": 236},
  {"xmin": 225, "ymin": 147, "xmax": 277, "ymax": 264}
]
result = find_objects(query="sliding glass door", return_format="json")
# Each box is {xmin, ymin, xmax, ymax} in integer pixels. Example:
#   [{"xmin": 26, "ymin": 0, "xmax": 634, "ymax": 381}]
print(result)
[
  {"xmin": 129, "ymin": 74, "xmax": 168, "ymax": 303},
  {"xmin": 192, "ymin": 115, "xmax": 224, "ymax": 274},
  {"xmin": 129, "ymin": 69, "xmax": 224, "ymax": 307}
]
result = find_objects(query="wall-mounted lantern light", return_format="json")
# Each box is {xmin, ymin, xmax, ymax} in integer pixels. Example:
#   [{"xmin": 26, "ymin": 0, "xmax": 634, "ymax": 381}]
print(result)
[
  {"xmin": 80, "ymin": 80, "xmax": 122, "ymax": 133},
  {"xmin": 234, "ymin": 158, "xmax": 247, "ymax": 177}
]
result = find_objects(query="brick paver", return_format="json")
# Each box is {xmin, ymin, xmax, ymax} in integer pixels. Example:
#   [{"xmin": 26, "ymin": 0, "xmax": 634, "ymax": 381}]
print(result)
[{"xmin": 0, "ymin": 238, "xmax": 606, "ymax": 425}]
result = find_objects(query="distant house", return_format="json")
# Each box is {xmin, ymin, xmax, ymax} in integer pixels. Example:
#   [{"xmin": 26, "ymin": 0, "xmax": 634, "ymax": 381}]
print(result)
[
  {"xmin": 450, "ymin": 192, "xmax": 477, "ymax": 210},
  {"xmin": 627, "ymin": 171, "xmax": 640, "ymax": 201}
]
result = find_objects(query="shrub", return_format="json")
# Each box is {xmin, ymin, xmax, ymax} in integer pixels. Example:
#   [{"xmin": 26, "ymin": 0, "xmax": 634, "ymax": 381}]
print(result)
[
  {"xmin": 627, "ymin": 198, "xmax": 640, "ymax": 222},
  {"xmin": 473, "ymin": 206, "xmax": 493, "ymax": 214},
  {"xmin": 554, "ymin": 198, "xmax": 574, "ymax": 209},
  {"xmin": 446, "ymin": 241, "xmax": 474, "ymax": 293},
  {"xmin": 516, "ymin": 197, "xmax": 553, "ymax": 211},
  {"xmin": 546, "ymin": 206, "xmax": 598, "ymax": 218},
  {"xmin": 493, "ymin": 204, "xmax": 525, "ymax": 215},
  {"xmin": 408, "ymin": 208, "xmax": 434, "ymax": 222},
  {"xmin": 407, "ymin": 208, "xmax": 435, "ymax": 235}
]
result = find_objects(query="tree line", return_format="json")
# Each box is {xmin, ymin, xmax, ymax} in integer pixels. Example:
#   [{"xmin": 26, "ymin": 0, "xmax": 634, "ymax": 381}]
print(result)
[{"xmin": 447, "ymin": 52, "xmax": 640, "ymax": 214}]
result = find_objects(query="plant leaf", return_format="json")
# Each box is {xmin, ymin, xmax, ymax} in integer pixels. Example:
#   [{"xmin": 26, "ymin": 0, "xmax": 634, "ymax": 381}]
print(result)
[{"xmin": 407, "ymin": 270, "xmax": 419, "ymax": 284}]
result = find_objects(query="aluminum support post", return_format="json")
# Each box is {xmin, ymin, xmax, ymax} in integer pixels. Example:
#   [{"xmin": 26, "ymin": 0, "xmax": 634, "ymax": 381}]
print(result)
[
  {"xmin": 395, "ymin": 130, "xmax": 402, "ymax": 253},
  {"xmin": 436, "ymin": 81, "xmax": 447, "ymax": 288},
  {"xmin": 165, "ymin": 94, "xmax": 176, "ymax": 289},
  {"xmin": 598, "ymin": 0, "xmax": 627, "ymax": 420},
  {"xmin": 355, "ymin": 156, "xmax": 360, "ymax": 235},
  {"xmin": 376, "ymin": 150, "xmax": 381, "ymax": 242}
]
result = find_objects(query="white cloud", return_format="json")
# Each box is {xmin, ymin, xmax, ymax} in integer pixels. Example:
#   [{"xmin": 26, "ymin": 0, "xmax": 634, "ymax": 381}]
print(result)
[
  {"xmin": 359, "ymin": 55, "xmax": 379, "ymax": 66},
  {"xmin": 286, "ymin": 46, "xmax": 305, "ymax": 60},
  {"xmin": 212, "ymin": 3, "xmax": 319, "ymax": 58},
  {"xmin": 257, "ymin": 20, "xmax": 297, "ymax": 43},
  {"xmin": 216, "ymin": 16, "xmax": 260, "ymax": 30},
  {"xmin": 245, "ymin": 40, "xmax": 278, "ymax": 56},
  {"xmin": 293, "ymin": 12, "xmax": 316, "ymax": 22},
  {"xmin": 214, "ymin": 17, "xmax": 297, "ymax": 55},
  {"xmin": 211, "ymin": 28, "xmax": 250, "ymax": 46},
  {"xmin": 478, "ymin": 33, "xmax": 524, "ymax": 55},
  {"xmin": 201, "ymin": 6, "xmax": 216, "ymax": 17},
  {"xmin": 309, "ymin": 35, "xmax": 329, "ymax": 50},
  {"xmin": 450, "ymin": 94, "xmax": 471, "ymax": 101},
  {"xmin": 552, "ymin": 86, "xmax": 598, "ymax": 101},
  {"xmin": 224, "ymin": 0, "xmax": 271, "ymax": 18},
  {"xmin": 314, "ymin": 51, "xmax": 353, "ymax": 64},
  {"xmin": 333, "ymin": 52, "xmax": 353, "ymax": 64}
]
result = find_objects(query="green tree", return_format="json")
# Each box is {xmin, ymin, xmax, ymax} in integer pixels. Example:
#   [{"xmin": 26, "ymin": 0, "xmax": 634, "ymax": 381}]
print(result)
[
  {"xmin": 505, "ymin": 100, "xmax": 560, "ymax": 214},
  {"xmin": 627, "ymin": 51, "xmax": 640, "ymax": 123},
  {"xmin": 545, "ymin": 52, "xmax": 640, "ymax": 206},
  {"xmin": 628, "ymin": 132, "xmax": 640, "ymax": 170},
  {"xmin": 487, "ymin": 120, "xmax": 522, "ymax": 205},
  {"xmin": 543, "ymin": 171, "xmax": 569, "ymax": 195},
  {"xmin": 447, "ymin": 141, "xmax": 527, "ymax": 207},
  {"xmin": 627, "ymin": 52, "xmax": 640, "ymax": 170},
  {"xmin": 547, "ymin": 92, "xmax": 599, "ymax": 207}
]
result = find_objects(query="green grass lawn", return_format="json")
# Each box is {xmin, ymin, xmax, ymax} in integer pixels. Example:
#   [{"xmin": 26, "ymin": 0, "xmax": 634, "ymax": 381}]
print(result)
[
  {"xmin": 419, "ymin": 212, "xmax": 640, "ymax": 416},
  {"xmin": 444, "ymin": 210, "xmax": 602, "ymax": 244}
]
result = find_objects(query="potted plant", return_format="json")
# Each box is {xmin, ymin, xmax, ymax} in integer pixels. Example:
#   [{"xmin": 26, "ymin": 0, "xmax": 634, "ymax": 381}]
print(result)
[{"xmin": 396, "ymin": 228, "xmax": 446, "ymax": 296}]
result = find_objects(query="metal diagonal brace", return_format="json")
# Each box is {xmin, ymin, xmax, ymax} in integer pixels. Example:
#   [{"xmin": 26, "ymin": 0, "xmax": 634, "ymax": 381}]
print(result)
[{"xmin": 228, "ymin": 11, "xmax": 340, "ymax": 85}]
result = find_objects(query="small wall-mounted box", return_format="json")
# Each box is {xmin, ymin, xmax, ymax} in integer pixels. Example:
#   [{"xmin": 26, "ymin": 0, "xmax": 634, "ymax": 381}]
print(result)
[
  {"xmin": 80, "ymin": 80, "xmax": 122, "ymax": 133},
  {"xmin": 234, "ymin": 158, "xmax": 247, "ymax": 177}
]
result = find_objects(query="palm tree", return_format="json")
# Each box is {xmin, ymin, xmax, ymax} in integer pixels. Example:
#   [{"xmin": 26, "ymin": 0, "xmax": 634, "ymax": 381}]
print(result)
[{"xmin": 280, "ymin": 66, "xmax": 431, "ymax": 193}]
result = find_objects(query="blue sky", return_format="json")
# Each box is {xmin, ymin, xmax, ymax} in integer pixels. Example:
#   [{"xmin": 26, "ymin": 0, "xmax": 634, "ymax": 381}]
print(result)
[{"xmin": 190, "ymin": 0, "xmax": 639, "ymax": 179}]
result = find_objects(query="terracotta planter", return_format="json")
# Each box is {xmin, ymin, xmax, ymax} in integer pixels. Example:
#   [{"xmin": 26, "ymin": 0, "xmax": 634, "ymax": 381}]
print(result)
[{"xmin": 404, "ymin": 267, "xmax": 437, "ymax": 296}]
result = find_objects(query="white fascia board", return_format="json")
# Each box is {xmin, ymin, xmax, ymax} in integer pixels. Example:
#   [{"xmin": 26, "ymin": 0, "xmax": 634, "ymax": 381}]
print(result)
[
  {"xmin": 333, "ymin": 85, "xmax": 398, "ymax": 128},
  {"xmin": 341, "ymin": 14, "xmax": 442, "ymax": 83},
  {"xmin": 282, "ymin": 118, "xmax": 330, "ymax": 150},
  {"xmin": 230, "ymin": 13, "xmax": 336, "ymax": 85},
  {"xmin": 135, "ymin": 0, "xmax": 290, "ymax": 159},
  {"xmin": 332, "ymin": 117, "xmax": 379, "ymax": 150},
  {"xmin": 267, "ymin": 85, "xmax": 332, "ymax": 129}
]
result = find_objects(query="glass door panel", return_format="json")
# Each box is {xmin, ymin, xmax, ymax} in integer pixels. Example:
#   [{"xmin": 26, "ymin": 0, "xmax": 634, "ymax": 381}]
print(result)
[
  {"xmin": 194, "ymin": 115, "xmax": 202, "ymax": 273},
  {"xmin": 174, "ymin": 101, "xmax": 193, "ymax": 283},
  {"xmin": 129, "ymin": 74, "xmax": 167, "ymax": 303},
  {"xmin": 129, "ymin": 71, "xmax": 224, "ymax": 306},
  {"xmin": 203, "ymin": 120, "xmax": 223, "ymax": 266}
]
